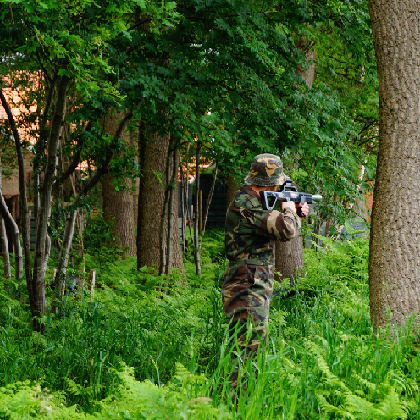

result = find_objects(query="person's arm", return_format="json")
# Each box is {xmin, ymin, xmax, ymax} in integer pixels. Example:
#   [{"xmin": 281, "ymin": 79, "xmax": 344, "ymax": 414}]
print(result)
[{"xmin": 239, "ymin": 205, "xmax": 301, "ymax": 241}]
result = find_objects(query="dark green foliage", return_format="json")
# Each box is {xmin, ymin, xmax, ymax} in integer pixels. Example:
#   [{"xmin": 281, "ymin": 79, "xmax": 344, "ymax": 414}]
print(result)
[{"xmin": 84, "ymin": 210, "xmax": 120, "ymax": 273}]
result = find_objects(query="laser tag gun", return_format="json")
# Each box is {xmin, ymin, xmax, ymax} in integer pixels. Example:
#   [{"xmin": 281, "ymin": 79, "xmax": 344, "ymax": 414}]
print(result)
[{"xmin": 260, "ymin": 177, "xmax": 322, "ymax": 215}]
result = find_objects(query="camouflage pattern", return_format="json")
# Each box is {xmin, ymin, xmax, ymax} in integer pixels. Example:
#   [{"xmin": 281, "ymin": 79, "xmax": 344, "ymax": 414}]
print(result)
[
  {"xmin": 222, "ymin": 185, "xmax": 301, "ymax": 389},
  {"xmin": 244, "ymin": 153, "xmax": 287, "ymax": 187}
]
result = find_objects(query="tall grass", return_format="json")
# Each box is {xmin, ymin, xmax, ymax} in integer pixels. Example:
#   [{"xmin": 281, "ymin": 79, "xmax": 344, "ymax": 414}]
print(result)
[{"xmin": 0, "ymin": 232, "xmax": 419, "ymax": 418}]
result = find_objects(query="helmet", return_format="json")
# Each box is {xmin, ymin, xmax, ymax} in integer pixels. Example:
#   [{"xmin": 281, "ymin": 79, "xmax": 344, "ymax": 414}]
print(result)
[{"xmin": 244, "ymin": 153, "xmax": 287, "ymax": 187}]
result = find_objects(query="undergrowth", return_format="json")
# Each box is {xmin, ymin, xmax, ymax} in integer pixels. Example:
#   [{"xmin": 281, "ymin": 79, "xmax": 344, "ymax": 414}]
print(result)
[{"xmin": 0, "ymin": 230, "xmax": 420, "ymax": 418}]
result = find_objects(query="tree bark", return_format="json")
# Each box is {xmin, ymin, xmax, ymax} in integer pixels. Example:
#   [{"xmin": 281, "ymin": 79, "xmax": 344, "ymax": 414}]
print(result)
[
  {"xmin": 275, "ymin": 239, "xmax": 305, "ymax": 285},
  {"xmin": 225, "ymin": 176, "xmax": 239, "ymax": 210},
  {"xmin": 275, "ymin": 190, "xmax": 305, "ymax": 283},
  {"xmin": 295, "ymin": 37, "xmax": 316, "ymax": 88},
  {"xmin": 137, "ymin": 129, "xmax": 184, "ymax": 274},
  {"xmin": 368, "ymin": 0, "xmax": 420, "ymax": 330},
  {"xmin": 101, "ymin": 112, "xmax": 137, "ymax": 256}
]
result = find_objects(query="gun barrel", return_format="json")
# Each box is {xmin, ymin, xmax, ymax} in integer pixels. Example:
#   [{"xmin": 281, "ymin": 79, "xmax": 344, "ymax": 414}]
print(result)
[{"xmin": 311, "ymin": 194, "xmax": 322, "ymax": 202}]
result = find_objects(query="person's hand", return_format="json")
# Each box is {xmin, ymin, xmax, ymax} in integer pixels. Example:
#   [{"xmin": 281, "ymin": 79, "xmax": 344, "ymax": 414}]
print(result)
[
  {"xmin": 296, "ymin": 202, "xmax": 309, "ymax": 218},
  {"xmin": 281, "ymin": 201, "xmax": 297, "ymax": 212}
]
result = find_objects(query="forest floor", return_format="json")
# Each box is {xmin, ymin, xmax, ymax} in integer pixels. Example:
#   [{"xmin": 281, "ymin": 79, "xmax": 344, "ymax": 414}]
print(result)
[{"xmin": 0, "ymin": 228, "xmax": 419, "ymax": 419}]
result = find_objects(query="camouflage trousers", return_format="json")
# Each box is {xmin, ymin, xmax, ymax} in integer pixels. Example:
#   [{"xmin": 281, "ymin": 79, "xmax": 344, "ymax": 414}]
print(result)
[{"xmin": 222, "ymin": 262, "xmax": 274, "ymax": 389}]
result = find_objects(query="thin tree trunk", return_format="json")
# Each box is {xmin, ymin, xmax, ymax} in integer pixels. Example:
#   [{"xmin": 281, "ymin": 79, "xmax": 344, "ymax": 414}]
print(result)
[
  {"xmin": 180, "ymin": 164, "xmax": 186, "ymax": 253},
  {"xmin": 312, "ymin": 216, "xmax": 325, "ymax": 248},
  {"xmin": 68, "ymin": 162, "xmax": 86, "ymax": 274},
  {"xmin": 51, "ymin": 210, "xmax": 77, "ymax": 312},
  {"xmin": 202, "ymin": 162, "xmax": 218, "ymax": 235},
  {"xmin": 33, "ymin": 173, "xmax": 40, "ymax": 222},
  {"xmin": 179, "ymin": 143, "xmax": 191, "ymax": 254},
  {"xmin": 42, "ymin": 235, "xmax": 51, "ymax": 280},
  {"xmin": 76, "ymin": 211, "xmax": 85, "ymax": 293},
  {"xmin": 159, "ymin": 141, "xmax": 173, "ymax": 275},
  {"xmin": 165, "ymin": 147, "xmax": 180, "ymax": 281},
  {"xmin": 194, "ymin": 142, "xmax": 202, "ymax": 275},
  {"xmin": 323, "ymin": 218, "xmax": 333, "ymax": 239},
  {"xmin": 184, "ymin": 145, "xmax": 194, "ymax": 249},
  {"xmin": 0, "ymin": 157, "xmax": 11, "ymax": 284},
  {"xmin": 0, "ymin": 188, "xmax": 11, "ymax": 286},
  {"xmin": 0, "ymin": 213, "xmax": 11, "ymax": 283}
]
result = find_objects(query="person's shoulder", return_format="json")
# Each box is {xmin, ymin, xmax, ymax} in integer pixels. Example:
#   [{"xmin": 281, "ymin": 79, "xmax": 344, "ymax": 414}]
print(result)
[{"xmin": 234, "ymin": 187, "xmax": 261, "ymax": 210}]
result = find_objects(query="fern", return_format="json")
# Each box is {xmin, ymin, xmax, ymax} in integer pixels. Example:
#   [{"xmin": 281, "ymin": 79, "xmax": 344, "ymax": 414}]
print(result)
[
  {"xmin": 376, "ymin": 387, "xmax": 409, "ymax": 419},
  {"xmin": 306, "ymin": 337, "xmax": 412, "ymax": 420},
  {"xmin": 317, "ymin": 392, "xmax": 355, "ymax": 420}
]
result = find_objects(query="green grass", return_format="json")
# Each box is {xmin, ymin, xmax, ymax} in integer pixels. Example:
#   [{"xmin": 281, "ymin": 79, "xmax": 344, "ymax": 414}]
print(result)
[{"xmin": 0, "ymin": 231, "xmax": 419, "ymax": 418}]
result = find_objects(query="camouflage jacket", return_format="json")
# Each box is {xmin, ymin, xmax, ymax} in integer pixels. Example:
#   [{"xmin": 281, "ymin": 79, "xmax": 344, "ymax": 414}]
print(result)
[{"xmin": 224, "ymin": 185, "xmax": 301, "ymax": 267}]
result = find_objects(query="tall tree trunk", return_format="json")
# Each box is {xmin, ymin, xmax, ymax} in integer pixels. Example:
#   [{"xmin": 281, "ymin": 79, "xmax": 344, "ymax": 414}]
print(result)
[
  {"xmin": 137, "ymin": 129, "xmax": 184, "ymax": 274},
  {"xmin": 102, "ymin": 112, "xmax": 137, "ymax": 256},
  {"xmin": 275, "ymin": 39, "xmax": 315, "ymax": 284},
  {"xmin": 368, "ymin": 0, "xmax": 420, "ymax": 330}
]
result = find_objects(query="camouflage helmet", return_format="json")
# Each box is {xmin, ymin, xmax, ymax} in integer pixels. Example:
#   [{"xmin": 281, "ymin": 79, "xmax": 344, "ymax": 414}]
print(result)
[{"xmin": 244, "ymin": 153, "xmax": 287, "ymax": 187}]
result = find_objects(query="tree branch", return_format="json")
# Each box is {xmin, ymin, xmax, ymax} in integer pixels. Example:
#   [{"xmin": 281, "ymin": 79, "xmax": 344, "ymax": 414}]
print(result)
[
  {"xmin": 53, "ymin": 122, "xmax": 91, "ymax": 190},
  {"xmin": 72, "ymin": 113, "xmax": 133, "ymax": 206}
]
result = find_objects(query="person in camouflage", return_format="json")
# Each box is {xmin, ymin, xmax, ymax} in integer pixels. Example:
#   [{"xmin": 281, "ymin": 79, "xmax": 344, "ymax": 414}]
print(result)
[{"xmin": 222, "ymin": 153, "xmax": 308, "ymax": 390}]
